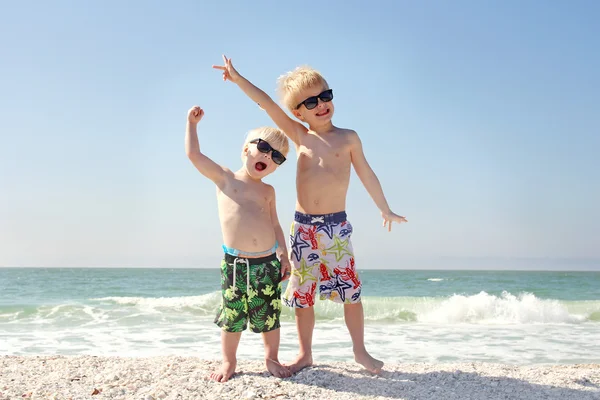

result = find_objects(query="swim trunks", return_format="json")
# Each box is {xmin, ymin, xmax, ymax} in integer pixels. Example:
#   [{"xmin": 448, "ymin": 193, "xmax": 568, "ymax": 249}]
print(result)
[
  {"xmin": 283, "ymin": 211, "xmax": 362, "ymax": 308},
  {"xmin": 214, "ymin": 252, "xmax": 282, "ymax": 333}
]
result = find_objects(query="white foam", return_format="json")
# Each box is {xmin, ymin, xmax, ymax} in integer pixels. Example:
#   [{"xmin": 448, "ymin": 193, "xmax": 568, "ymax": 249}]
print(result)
[{"xmin": 418, "ymin": 291, "xmax": 586, "ymax": 324}]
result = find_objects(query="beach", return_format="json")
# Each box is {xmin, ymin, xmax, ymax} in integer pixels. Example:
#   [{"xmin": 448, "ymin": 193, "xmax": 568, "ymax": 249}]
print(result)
[
  {"xmin": 1, "ymin": 356, "xmax": 599, "ymax": 400},
  {"xmin": 2, "ymin": 269, "xmax": 600, "ymax": 399}
]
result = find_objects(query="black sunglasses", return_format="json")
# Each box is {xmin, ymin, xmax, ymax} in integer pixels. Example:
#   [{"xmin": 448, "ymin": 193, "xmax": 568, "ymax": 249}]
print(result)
[
  {"xmin": 250, "ymin": 139, "xmax": 286, "ymax": 165},
  {"xmin": 295, "ymin": 89, "xmax": 334, "ymax": 110}
]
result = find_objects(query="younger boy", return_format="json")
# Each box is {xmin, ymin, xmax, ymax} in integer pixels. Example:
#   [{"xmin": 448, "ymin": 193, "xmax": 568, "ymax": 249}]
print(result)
[
  {"xmin": 185, "ymin": 105, "xmax": 292, "ymax": 382},
  {"xmin": 213, "ymin": 56, "xmax": 407, "ymax": 374}
]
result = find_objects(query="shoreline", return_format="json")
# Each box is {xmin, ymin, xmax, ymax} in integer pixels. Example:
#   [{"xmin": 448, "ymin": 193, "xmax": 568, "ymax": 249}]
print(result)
[{"xmin": 1, "ymin": 356, "xmax": 599, "ymax": 400}]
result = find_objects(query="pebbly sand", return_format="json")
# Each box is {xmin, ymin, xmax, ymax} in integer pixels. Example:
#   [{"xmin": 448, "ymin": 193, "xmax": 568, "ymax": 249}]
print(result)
[{"xmin": 1, "ymin": 356, "xmax": 599, "ymax": 400}]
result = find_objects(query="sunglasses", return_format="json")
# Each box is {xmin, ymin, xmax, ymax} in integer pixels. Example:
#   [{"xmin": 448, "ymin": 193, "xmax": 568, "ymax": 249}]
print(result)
[
  {"xmin": 250, "ymin": 139, "xmax": 286, "ymax": 165},
  {"xmin": 295, "ymin": 89, "xmax": 334, "ymax": 110}
]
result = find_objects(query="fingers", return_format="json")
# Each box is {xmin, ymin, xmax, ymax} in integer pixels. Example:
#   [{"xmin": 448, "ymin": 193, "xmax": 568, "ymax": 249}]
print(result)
[
  {"xmin": 222, "ymin": 54, "xmax": 228, "ymax": 64},
  {"xmin": 212, "ymin": 65, "xmax": 226, "ymax": 70},
  {"xmin": 282, "ymin": 268, "xmax": 291, "ymax": 281},
  {"xmin": 395, "ymin": 215, "xmax": 408, "ymax": 223},
  {"xmin": 382, "ymin": 218, "xmax": 392, "ymax": 232}
]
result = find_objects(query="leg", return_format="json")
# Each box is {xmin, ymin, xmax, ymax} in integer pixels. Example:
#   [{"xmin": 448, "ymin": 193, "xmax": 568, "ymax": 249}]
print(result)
[
  {"xmin": 344, "ymin": 302, "xmax": 383, "ymax": 374},
  {"xmin": 287, "ymin": 306, "xmax": 315, "ymax": 373},
  {"xmin": 283, "ymin": 219, "xmax": 320, "ymax": 373},
  {"xmin": 262, "ymin": 328, "xmax": 291, "ymax": 378},
  {"xmin": 209, "ymin": 330, "xmax": 242, "ymax": 382}
]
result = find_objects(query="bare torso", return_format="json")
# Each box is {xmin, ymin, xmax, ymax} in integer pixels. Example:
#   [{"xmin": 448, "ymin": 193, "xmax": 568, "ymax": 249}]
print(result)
[
  {"xmin": 295, "ymin": 127, "xmax": 354, "ymax": 214},
  {"xmin": 216, "ymin": 171, "xmax": 276, "ymax": 256}
]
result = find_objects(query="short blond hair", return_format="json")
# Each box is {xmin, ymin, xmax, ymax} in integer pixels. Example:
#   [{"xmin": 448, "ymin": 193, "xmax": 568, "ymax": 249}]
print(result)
[
  {"xmin": 243, "ymin": 126, "xmax": 290, "ymax": 158},
  {"xmin": 277, "ymin": 66, "xmax": 329, "ymax": 111}
]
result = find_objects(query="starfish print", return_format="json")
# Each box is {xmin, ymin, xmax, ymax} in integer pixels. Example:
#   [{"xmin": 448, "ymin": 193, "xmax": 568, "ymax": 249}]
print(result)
[
  {"xmin": 316, "ymin": 223, "xmax": 335, "ymax": 240},
  {"xmin": 331, "ymin": 274, "xmax": 353, "ymax": 302},
  {"xmin": 292, "ymin": 258, "xmax": 317, "ymax": 285},
  {"xmin": 290, "ymin": 232, "xmax": 310, "ymax": 262},
  {"xmin": 325, "ymin": 236, "xmax": 353, "ymax": 262}
]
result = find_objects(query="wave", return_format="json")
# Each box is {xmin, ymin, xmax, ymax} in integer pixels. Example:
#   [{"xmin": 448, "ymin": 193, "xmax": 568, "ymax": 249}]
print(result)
[{"xmin": 2, "ymin": 291, "xmax": 599, "ymax": 325}]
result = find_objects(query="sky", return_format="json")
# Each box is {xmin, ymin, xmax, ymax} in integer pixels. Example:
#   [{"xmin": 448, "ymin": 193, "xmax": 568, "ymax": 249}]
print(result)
[{"xmin": 1, "ymin": 1, "xmax": 598, "ymax": 269}]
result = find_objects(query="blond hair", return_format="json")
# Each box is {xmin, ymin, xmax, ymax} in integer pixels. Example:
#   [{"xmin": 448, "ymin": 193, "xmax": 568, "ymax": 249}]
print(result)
[
  {"xmin": 243, "ymin": 126, "xmax": 290, "ymax": 158},
  {"xmin": 277, "ymin": 66, "xmax": 329, "ymax": 111}
]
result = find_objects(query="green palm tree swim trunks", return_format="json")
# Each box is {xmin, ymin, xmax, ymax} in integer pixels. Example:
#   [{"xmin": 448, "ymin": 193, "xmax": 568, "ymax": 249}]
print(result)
[{"xmin": 214, "ymin": 253, "xmax": 282, "ymax": 333}]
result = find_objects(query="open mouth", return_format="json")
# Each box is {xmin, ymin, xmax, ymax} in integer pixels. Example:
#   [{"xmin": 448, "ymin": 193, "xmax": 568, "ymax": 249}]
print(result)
[
  {"xmin": 255, "ymin": 162, "xmax": 267, "ymax": 171},
  {"xmin": 316, "ymin": 109, "xmax": 330, "ymax": 117}
]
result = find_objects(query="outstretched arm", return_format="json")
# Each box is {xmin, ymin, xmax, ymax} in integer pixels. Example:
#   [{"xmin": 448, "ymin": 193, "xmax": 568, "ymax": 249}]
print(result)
[
  {"xmin": 350, "ymin": 132, "xmax": 408, "ymax": 231},
  {"xmin": 213, "ymin": 55, "xmax": 306, "ymax": 145},
  {"xmin": 185, "ymin": 106, "xmax": 228, "ymax": 184},
  {"xmin": 269, "ymin": 187, "xmax": 291, "ymax": 281}
]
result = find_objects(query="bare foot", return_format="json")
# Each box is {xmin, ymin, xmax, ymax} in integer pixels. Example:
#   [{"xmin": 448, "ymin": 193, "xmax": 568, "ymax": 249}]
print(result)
[
  {"xmin": 208, "ymin": 360, "xmax": 236, "ymax": 382},
  {"xmin": 287, "ymin": 353, "xmax": 313, "ymax": 374},
  {"xmin": 355, "ymin": 350, "xmax": 384, "ymax": 374},
  {"xmin": 266, "ymin": 358, "xmax": 291, "ymax": 378}
]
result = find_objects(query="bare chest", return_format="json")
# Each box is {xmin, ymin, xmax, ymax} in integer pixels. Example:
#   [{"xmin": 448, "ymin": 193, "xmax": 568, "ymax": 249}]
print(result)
[
  {"xmin": 298, "ymin": 137, "xmax": 351, "ymax": 174},
  {"xmin": 217, "ymin": 180, "xmax": 270, "ymax": 214}
]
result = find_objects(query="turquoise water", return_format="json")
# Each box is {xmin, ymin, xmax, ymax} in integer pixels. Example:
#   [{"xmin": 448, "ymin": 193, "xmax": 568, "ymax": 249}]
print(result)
[{"xmin": 1, "ymin": 268, "xmax": 599, "ymax": 364}]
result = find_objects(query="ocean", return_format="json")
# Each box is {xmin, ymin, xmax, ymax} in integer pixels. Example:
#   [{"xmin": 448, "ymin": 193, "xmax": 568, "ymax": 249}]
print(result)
[{"xmin": 1, "ymin": 268, "xmax": 599, "ymax": 365}]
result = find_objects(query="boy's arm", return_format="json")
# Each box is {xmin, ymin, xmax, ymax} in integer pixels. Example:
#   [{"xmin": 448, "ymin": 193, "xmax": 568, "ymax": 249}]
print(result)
[
  {"xmin": 185, "ymin": 106, "xmax": 228, "ymax": 184},
  {"xmin": 213, "ymin": 55, "xmax": 306, "ymax": 145},
  {"xmin": 268, "ymin": 186, "xmax": 291, "ymax": 281},
  {"xmin": 349, "ymin": 131, "xmax": 408, "ymax": 231}
]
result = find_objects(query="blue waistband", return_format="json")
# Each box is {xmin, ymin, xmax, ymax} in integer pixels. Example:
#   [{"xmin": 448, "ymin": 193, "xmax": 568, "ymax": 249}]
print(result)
[
  {"xmin": 222, "ymin": 241, "xmax": 278, "ymax": 258},
  {"xmin": 294, "ymin": 211, "xmax": 347, "ymax": 225}
]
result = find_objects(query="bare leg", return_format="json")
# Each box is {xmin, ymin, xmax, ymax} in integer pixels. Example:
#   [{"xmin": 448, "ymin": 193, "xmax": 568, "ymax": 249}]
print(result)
[
  {"xmin": 262, "ymin": 328, "xmax": 291, "ymax": 378},
  {"xmin": 344, "ymin": 302, "xmax": 383, "ymax": 374},
  {"xmin": 209, "ymin": 330, "xmax": 241, "ymax": 382},
  {"xmin": 287, "ymin": 307, "xmax": 315, "ymax": 373}
]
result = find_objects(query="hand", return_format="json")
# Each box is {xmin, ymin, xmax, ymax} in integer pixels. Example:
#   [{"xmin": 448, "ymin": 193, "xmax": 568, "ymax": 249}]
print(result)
[
  {"xmin": 212, "ymin": 55, "xmax": 242, "ymax": 83},
  {"xmin": 382, "ymin": 210, "xmax": 407, "ymax": 232},
  {"xmin": 187, "ymin": 106, "xmax": 204, "ymax": 124},
  {"xmin": 280, "ymin": 260, "xmax": 291, "ymax": 282}
]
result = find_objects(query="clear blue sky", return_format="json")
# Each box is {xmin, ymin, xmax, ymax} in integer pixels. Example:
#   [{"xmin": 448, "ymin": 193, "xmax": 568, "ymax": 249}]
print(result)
[{"xmin": 1, "ymin": 1, "xmax": 598, "ymax": 269}]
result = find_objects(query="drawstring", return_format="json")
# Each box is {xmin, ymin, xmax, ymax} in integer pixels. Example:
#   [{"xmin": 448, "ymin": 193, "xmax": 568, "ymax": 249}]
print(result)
[{"xmin": 232, "ymin": 258, "xmax": 250, "ymax": 292}]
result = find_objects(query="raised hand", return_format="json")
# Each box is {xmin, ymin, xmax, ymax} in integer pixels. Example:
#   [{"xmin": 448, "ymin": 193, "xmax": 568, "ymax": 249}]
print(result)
[
  {"xmin": 382, "ymin": 210, "xmax": 407, "ymax": 232},
  {"xmin": 212, "ymin": 55, "xmax": 241, "ymax": 83},
  {"xmin": 188, "ymin": 106, "xmax": 204, "ymax": 124}
]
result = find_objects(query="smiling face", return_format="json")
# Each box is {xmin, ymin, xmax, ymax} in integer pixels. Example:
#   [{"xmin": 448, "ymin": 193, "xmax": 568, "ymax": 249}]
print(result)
[{"xmin": 292, "ymin": 86, "xmax": 335, "ymax": 125}]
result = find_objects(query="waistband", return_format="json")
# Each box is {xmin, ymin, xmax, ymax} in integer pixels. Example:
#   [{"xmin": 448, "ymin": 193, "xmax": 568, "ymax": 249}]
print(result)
[
  {"xmin": 294, "ymin": 211, "xmax": 347, "ymax": 226},
  {"xmin": 222, "ymin": 241, "xmax": 278, "ymax": 258},
  {"xmin": 223, "ymin": 252, "xmax": 278, "ymax": 265}
]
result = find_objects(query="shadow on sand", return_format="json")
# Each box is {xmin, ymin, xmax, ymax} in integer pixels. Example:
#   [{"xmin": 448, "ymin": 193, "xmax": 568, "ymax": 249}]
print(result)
[{"xmin": 243, "ymin": 363, "xmax": 600, "ymax": 400}]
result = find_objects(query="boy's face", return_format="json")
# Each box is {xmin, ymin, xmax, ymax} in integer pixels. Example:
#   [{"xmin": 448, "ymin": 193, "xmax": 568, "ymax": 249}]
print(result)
[
  {"xmin": 243, "ymin": 138, "xmax": 284, "ymax": 179},
  {"xmin": 292, "ymin": 85, "xmax": 335, "ymax": 125}
]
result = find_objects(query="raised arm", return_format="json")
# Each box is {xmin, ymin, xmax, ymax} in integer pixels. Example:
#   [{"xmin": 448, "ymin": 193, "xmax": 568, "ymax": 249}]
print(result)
[
  {"xmin": 185, "ymin": 106, "xmax": 228, "ymax": 184},
  {"xmin": 213, "ymin": 55, "xmax": 306, "ymax": 145},
  {"xmin": 349, "ymin": 131, "xmax": 408, "ymax": 231},
  {"xmin": 268, "ymin": 186, "xmax": 291, "ymax": 281}
]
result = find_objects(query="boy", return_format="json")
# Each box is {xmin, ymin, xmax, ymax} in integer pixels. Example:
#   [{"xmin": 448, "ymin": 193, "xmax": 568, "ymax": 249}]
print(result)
[
  {"xmin": 213, "ymin": 56, "xmax": 407, "ymax": 374},
  {"xmin": 185, "ymin": 105, "xmax": 292, "ymax": 382}
]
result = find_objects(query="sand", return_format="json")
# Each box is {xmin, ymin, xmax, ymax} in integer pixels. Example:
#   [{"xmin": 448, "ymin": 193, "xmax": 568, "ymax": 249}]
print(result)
[{"xmin": 1, "ymin": 356, "xmax": 599, "ymax": 400}]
